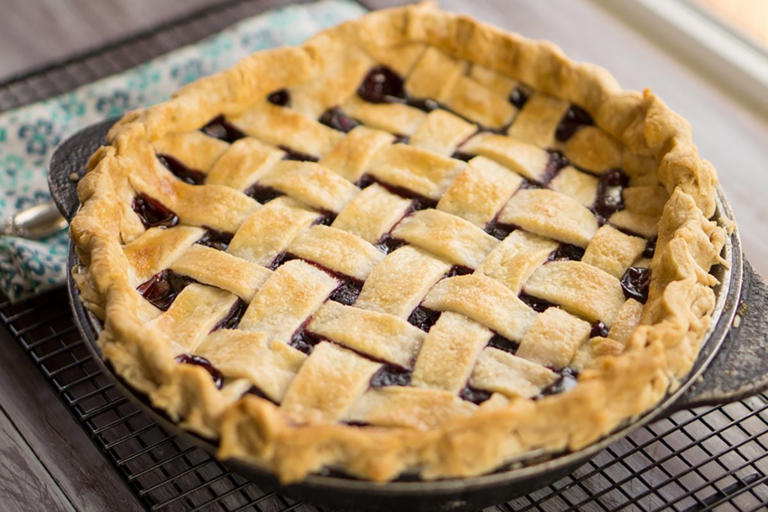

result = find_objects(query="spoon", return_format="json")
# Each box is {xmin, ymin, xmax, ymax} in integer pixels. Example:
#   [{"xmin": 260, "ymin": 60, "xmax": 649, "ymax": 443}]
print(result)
[{"xmin": 1, "ymin": 201, "xmax": 67, "ymax": 240}]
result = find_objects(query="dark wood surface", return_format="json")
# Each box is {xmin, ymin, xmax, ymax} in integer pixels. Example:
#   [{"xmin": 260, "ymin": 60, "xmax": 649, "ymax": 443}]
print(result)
[{"xmin": 1, "ymin": 0, "xmax": 768, "ymax": 510}]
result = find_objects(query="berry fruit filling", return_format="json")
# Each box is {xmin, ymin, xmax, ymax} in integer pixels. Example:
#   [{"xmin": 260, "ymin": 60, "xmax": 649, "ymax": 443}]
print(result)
[
  {"xmin": 137, "ymin": 270, "xmax": 194, "ymax": 311},
  {"xmin": 132, "ymin": 194, "xmax": 179, "ymax": 229},
  {"xmin": 175, "ymin": 354, "xmax": 223, "ymax": 389},
  {"xmin": 157, "ymin": 154, "xmax": 206, "ymax": 185},
  {"xmin": 621, "ymin": 266, "xmax": 652, "ymax": 303}
]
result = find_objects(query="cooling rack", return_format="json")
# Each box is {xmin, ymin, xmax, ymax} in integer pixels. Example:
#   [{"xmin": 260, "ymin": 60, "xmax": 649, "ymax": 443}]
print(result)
[{"xmin": 1, "ymin": 0, "xmax": 767, "ymax": 510}]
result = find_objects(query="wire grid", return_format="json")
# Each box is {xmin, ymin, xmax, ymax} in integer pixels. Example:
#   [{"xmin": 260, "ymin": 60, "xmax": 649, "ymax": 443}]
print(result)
[{"xmin": 1, "ymin": 0, "xmax": 767, "ymax": 510}]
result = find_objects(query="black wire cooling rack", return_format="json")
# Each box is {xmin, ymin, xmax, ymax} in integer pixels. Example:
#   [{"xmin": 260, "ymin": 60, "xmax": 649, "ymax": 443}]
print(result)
[{"xmin": 1, "ymin": 1, "xmax": 768, "ymax": 510}]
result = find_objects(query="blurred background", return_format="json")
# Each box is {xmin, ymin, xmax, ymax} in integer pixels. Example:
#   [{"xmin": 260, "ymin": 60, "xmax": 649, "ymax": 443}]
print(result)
[{"xmin": 2, "ymin": 0, "xmax": 767, "ymax": 82}]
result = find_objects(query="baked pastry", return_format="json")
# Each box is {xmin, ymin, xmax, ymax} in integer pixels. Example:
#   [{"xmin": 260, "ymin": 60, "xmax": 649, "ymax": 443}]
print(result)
[{"xmin": 70, "ymin": 4, "xmax": 727, "ymax": 483}]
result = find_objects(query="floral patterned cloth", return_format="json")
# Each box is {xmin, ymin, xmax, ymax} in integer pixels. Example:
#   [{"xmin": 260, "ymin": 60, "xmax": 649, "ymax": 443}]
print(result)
[{"xmin": 0, "ymin": 0, "xmax": 367, "ymax": 302}]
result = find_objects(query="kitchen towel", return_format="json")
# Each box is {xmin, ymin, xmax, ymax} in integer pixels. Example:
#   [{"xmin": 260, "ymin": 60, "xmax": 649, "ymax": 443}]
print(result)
[{"xmin": 0, "ymin": 0, "xmax": 367, "ymax": 301}]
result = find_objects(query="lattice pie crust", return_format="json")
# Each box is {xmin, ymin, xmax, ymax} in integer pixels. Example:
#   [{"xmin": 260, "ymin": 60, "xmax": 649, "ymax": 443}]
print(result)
[{"xmin": 70, "ymin": 4, "xmax": 727, "ymax": 483}]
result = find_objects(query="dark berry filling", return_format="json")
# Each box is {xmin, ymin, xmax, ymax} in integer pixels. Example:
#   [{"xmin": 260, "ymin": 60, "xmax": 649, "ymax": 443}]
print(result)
[
  {"xmin": 329, "ymin": 277, "xmax": 363, "ymax": 306},
  {"xmin": 408, "ymin": 306, "xmax": 440, "ymax": 332},
  {"xmin": 268, "ymin": 251, "xmax": 293, "ymax": 270},
  {"xmin": 157, "ymin": 154, "xmax": 206, "ymax": 185},
  {"xmin": 541, "ymin": 149, "xmax": 569, "ymax": 185},
  {"xmin": 211, "ymin": 299, "xmax": 248, "ymax": 331},
  {"xmin": 446, "ymin": 265, "xmax": 473, "ymax": 277},
  {"xmin": 590, "ymin": 321, "xmax": 609, "ymax": 338},
  {"xmin": 393, "ymin": 134, "xmax": 410, "ymax": 144},
  {"xmin": 271, "ymin": 252, "xmax": 361, "ymax": 305},
  {"xmin": 375, "ymin": 234, "xmax": 406, "ymax": 255},
  {"xmin": 518, "ymin": 179, "xmax": 541, "ymax": 190},
  {"xmin": 290, "ymin": 328, "xmax": 323, "ymax": 355},
  {"xmin": 313, "ymin": 211, "xmax": 337, "ymax": 226},
  {"xmin": 508, "ymin": 86, "xmax": 529, "ymax": 109},
  {"xmin": 201, "ymin": 115, "xmax": 245, "ymax": 143},
  {"xmin": 356, "ymin": 174, "xmax": 438, "ymax": 210},
  {"xmin": 643, "ymin": 236, "xmax": 657, "ymax": 259},
  {"xmin": 370, "ymin": 365, "xmax": 412, "ymax": 387},
  {"xmin": 406, "ymin": 97, "xmax": 440, "ymax": 112},
  {"xmin": 137, "ymin": 269, "xmax": 194, "ymax": 311},
  {"xmin": 244, "ymin": 183, "xmax": 283, "ymax": 204},
  {"xmin": 488, "ymin": 333, "xmax": 519, "ymax": 354},
  {"xmin": 267, "ymin": 88, "xmax": 291, "ymax": 107},
  {"xmin": 555, "ymin": 104, "xmax": 594, "ymax": 142},
  {"xmin": 538, "ymin": 367, "xmax": 578, "ymax": 398},
  {"xmin": 459, "ymin": 386, "xmax": 492, "ymax": 405},
  {"xmin": 357, "ymin": 65, "xmax": 406, "ymax": 104},
  {"xmin": 132, "ymin": 194, "xmax": 179, "ymax": 229},
  {"xmin": 197, "ymin": 227, "xmax": 234, "ymax": 251},
  {"xmin": 451, "ymin": 150, "xmax": 475, "ymax": 162},
  {"xmin": 484, "ymin": 220, "xmax": 516, "ymax": 241},
  {"xmin": 245, "ymin": 385, "xmax": 278, "ymax": 405},
  {"xmin": 592, "ymin": 168, "xmax": 629, "ymax": 223},
  {"xmin": 278, "ymin": 145, "xmax": 319, "ymax": 162},
  {"xmin": 519, "ymin": 292, "xmax": 553, "ymax": 313},
  {"xmin": 319, "ymin": 107, "xmax": 361, "ymax": 133},
  {"xmin": 549, "ymin": 243, "xmax": 585, "ymax": 262},
  {"xmin": 620, "ymin": 266, "xmax": 651, "ymax": 303},
  {"xmin": 175, "ymin": 354, "xmax": 223, "ymax": 389}
]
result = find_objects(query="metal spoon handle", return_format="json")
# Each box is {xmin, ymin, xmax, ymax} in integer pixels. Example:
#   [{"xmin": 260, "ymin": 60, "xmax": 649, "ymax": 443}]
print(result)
[{"xmin": 1, "ymin": 201, "xmax": 68, "ymax": 240}]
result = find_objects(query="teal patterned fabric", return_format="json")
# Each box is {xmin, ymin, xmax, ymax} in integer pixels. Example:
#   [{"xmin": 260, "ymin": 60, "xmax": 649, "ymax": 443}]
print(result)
[{"xmin": 0, "ymin": 0, "xmax": 367, "ymax": 302}]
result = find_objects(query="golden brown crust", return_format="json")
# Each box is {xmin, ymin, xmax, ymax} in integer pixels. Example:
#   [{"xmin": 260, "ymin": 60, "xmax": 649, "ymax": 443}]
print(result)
[{"xmin": 70, "ymin": 4, "xmax": 726, "ymax": 483}]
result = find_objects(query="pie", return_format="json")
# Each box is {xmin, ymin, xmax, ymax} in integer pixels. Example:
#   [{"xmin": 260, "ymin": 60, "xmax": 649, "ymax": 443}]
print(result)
[{"xmin": 70, "ymin": 4, "xmax": 728, "ymax": 483}]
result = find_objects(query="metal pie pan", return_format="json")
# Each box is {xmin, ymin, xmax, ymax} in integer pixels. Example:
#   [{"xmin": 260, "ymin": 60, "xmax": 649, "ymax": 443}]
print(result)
[{"xmin": 50, "ymin": 119, "xmax": 768, "ymax": 512}]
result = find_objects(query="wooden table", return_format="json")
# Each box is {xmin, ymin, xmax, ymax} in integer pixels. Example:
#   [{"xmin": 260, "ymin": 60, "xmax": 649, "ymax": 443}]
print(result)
[{"xmin": 1, "ymin": 1, "xmax": 767, "ymax": 510}]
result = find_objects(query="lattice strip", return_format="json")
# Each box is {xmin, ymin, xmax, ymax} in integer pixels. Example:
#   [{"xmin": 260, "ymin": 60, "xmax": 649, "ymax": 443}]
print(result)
[
  {"xmin": 330, "ymin": 184, "xmax": 412, "ymax": 244},
  {"xmin": 469, "ymin": 347, "xmax": 558, "ymax": 398},
  {"xmin": 342, "ymin": 96, "xmax": 426, "ymax": 135},
  {"xmin": 196, "ymin": 330, "xmax": 306, "ymax": 402},
  {"xmin": 423, "ymin": 274, "xmax": 537, "ymax": 341},
  {"xmin": 355, "ymin": 245, "xmax": 451, "ymax": 317},
  {"xmin": 498, "ymin": 189, "xmax": 598, "ymax": 247},
  {"xmin": 123, "ymin": 226, "xmax": 203, "ymax": 285},
  {"xmin": 206, "ymin": 138, "xmax": 284, "ymax": 190},
  {"xmin": 459, "ymin": 132, "xmax": 550, "ymax": 182},
  {"xmin": 404, "ymin": 46, "xmax": 467, "ymax": 101},
  {"xmin": 392, "ymin": 209, "xmax": 498, "ymax": 268},
  {"xmin": 411, "ymin": 312, "xmax": 492, "ymax": 393},
  {"xmin": 441, "ymin": 74, "xmax": 515, "ymax": 129},
  {"xmin": 561, "ymin": 125, "xmax": 622, "ymax": 173},
  {"xmin": 258, "ymin": 161, "xmax": 359, "ymax": 213},
  {"xmin": 515, "ymin": 308, "xmax": 591, "ymax": 369},
  {"xmin": 409, "ymin": 110, "xmax": 476, "ymax": 156},
  {"xmin": 287, "ymin": 225, "xmax": 384, "ymax": 281},
  {"xmin": 227, "ymin": 197, "xmax": 319, "ymax": 266},
  {"xmin": 152, "ymin": 131, "xmax": 229, "ymax": 172},
  {"xmin": 346, "ymin": 387, "xmax": 476, "ymax": 430},
  {"xmin": 281, "ymin": 342, "xmax": 381, "ymax": 423},
  {"xmin": 238, "ymin": 260, "xmax": 338, "ymax": 342},
  {"xmin": 436, "ymin": 156, "xmax": 523, "ymax": 227},
  {"xmin": 476, "ymin": 230, "xmax": 558, "ymax": 293},
  {"xmin": 169, "ymin": 244, "xmax": 271, "ymax": 301},
  {"xmin": 506, "ymin": 92, "xmax": 569, "ymax": 148},
  {"xmin": 582, "ymin": 225, "xmax": 645, "ymax": 278},
  {"xmin": 307, "ymin": 301, "xmax": 425, "ymax": 368},
  {"xmin": 365, "ymin": 144, "xmax": 466, "ymax": 201},
  {"xmin": 318, "ymin": 126, "xmax": 394, "ymax": 182},
  {"xmin": 147, "ymin": 283, "xmax": 238, "ymax": 354},
  {"xmin": 548, "ymin": 165, "xmax": 599, "ymax": 207},
  {"xmin": 229, "ymin": 101, "xmax": 344, "ymax": 157},
  {"xmin": 523, "ymin": 260, "xmax": 625, "ymax": 325}
]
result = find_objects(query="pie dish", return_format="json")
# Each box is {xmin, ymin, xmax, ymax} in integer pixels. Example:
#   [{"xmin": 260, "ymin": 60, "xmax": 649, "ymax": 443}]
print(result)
[{"xmin": 69, "ymin": 3, "xmax": 728, "ymax": 484}]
